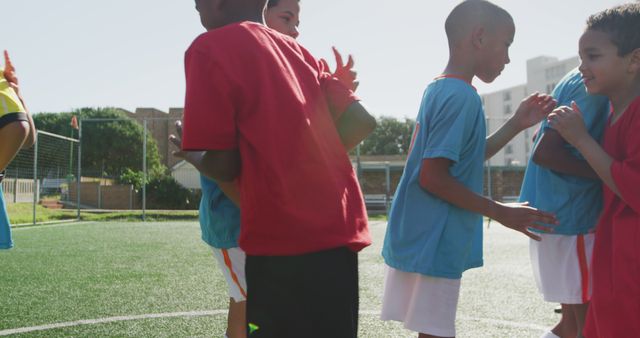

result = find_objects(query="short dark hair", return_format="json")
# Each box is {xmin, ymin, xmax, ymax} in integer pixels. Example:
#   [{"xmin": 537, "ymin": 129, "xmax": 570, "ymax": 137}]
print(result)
[
  {"xmin": 586, "ymin": 3, "xmax": 640, "ymax": 56},
  {"xmin": 267, "ymin": 0, "xmax": 299, "ymax": 9}
]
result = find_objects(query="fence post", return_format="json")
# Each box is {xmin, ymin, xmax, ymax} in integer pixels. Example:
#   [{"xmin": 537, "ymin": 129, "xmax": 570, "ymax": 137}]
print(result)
[
  {"xmin": 385, "ymin": 162, "xmax": 391, "ymax": 214},
  {"xmin": 77, "ymin": 120, "xmax": 82, "ymax": 220},
  {"xmin": 32, "ymin": 132, "xmax": 39, "ymax": 225},
  {"xmin": 142, "ymin": 119, "xmax": 147, "ymax": 221},
  {"xmin": 13, "ymin": 178, "xmax": 17, "ymax": 203}
]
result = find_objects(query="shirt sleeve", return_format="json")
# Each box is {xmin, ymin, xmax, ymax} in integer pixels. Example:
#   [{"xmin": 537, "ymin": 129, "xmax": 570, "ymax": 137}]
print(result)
[
  {"xmin": 182, "ymin": 48, "xmax": 238, "ymax": 151},
  {"xmin": 422, "ymin": 92, "xmax": 474, "ymax": 163},
  {"xmin": 320, "ymin": 71, "xmax": 359, "ymax": 121},
  {"xmin": 610, "ymin": 113, "xmax": 640, "ymax": 213}
]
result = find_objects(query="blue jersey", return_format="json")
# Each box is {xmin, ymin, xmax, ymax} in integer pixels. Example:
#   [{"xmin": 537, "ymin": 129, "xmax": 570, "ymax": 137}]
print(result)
[
  {"xmin": 0, "ymin": 185, "xmax": 13, "ymax": 250},
  {"xmin": 382, "ymin": 77, "xmax": 485, "ymax": 279},
  {"xmin": 519, "ymin": 69, "xmax": 609, "ymax": 235},
  {"xmin": 199, "ymin": 175, "xmax": 240, "ymax": 249}
]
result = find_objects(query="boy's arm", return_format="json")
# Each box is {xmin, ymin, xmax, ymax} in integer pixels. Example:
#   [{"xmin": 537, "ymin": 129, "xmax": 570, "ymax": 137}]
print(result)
[
  {"xmin": 3, "ymin": 50, "xmax": 36, "ymax": 148},
  {"xmin": 170, "ymin": 129, "xmax": 240, "ymax": 206},
  {"xmin": 184, "ymin": 151, "xmax": 241, "ymax": 206},
  {"xmin": 486, "ymin": 93, "xmax": 556, "ymax": 159},
  {"xmin": 532, "ymin": 129, "xmax": 599, "ymax": 179},
  {"xmin": 420, "ymin": 158, "xmax": 557, "ymax": 240},
  {"xmin": 549, "ymin": 103, "xmax": 620, "ymax": 196},
  {"xmin": 336, "ymin": 101, "xmax": 376, "ymax": 151}
]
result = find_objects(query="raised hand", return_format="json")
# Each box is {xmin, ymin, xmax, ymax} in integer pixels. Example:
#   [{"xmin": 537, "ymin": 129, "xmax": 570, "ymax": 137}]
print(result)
[
  {"xmin": 169, "ymin": 120, "xmax": 187, "ymax": 160},
  {"xmin": 3, "ymin": 50, "xmax": 20, "ymax": 94},
  {"xmin": 513, "ymin": 92, "xmax": 557, "ymax": 130},
  {"xmin": 547, "ymin": 101, "xmax": 589, "ymax": 147},
  {"xmin": 494, "ymin": 201, "xmax": 558, "ymax": 241},
  {"xmin": 320, "ymin": 47, "xmax": 359, "ymax": 92}
]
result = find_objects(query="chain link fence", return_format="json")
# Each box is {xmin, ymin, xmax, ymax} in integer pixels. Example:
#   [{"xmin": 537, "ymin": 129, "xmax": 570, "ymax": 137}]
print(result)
[{"xmin": 2, "ymin": 130, "xmax": 80, "ymax": 225}]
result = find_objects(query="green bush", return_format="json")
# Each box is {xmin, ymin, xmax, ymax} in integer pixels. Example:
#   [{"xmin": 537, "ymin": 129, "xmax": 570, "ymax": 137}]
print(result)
[{"xmin": 145, "ymin": 175, "xmax": 199, "ymax": 210}]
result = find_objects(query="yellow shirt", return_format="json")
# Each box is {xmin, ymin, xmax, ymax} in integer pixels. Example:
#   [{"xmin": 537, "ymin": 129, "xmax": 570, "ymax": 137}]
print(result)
[{"xmin": 0, "ymin": 69, "xmax": 26, "ymax": 117}]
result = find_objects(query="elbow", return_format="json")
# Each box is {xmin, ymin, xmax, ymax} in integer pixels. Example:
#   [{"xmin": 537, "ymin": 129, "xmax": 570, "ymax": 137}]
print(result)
[
  {"xmin": 213, "ymin": 167, "xmax": 239, "ymax": 182},
  {"xmin": 532, "ymin": 149, "xmax": 550, "ymax": 167},
  {"xmin": 419, "ymin": 168, "xmax": 443, "ymax": 195},
  {"xmin": 202, "ymin": 150, "xmax": 241, "ymax": 182},
  {"xmin": 363, "ymin": 113, "xmax": 377, "ymax": 135}
]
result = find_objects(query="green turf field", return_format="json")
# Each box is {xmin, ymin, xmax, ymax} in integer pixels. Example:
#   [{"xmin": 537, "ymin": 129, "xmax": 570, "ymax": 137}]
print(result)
[{"xmin": 0, "ymin": 221, "xmax": 558, "ymax": 337}]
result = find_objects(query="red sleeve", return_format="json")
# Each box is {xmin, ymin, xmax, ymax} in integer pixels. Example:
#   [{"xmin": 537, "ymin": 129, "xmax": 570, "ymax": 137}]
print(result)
[
  {"xmin": 182, "ymin": 47, "xmax": 238, "ymax": 151},
  {"xmin": 611, "ymin": 112, "xmax": 640, "ymax": 212},
  {"xmin": 322, "ymin": 74, "xmax": 359, "ymax": 121}
]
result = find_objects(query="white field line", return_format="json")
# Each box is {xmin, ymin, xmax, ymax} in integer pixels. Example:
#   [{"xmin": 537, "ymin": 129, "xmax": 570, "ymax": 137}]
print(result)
[
  {"xmin": 12, "ymin": 221, "xmax": 97, "ymax": 231},
  {"xmin": 1, "ymin": 310, "xmax": 546, "ymax": 336},
  {"xmin": 0, "ymin": 310, "xmax": 227, "ymax": 336}
]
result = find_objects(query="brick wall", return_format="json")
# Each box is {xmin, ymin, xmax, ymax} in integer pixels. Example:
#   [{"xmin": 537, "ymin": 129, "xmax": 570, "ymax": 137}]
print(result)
[
  {"xmin": 357, "ymin": 166, "xmax": 525, "ymax": 202},
  {"xmin": 69, "ymin": 182, "xmax": 139, "ymax": 209}
]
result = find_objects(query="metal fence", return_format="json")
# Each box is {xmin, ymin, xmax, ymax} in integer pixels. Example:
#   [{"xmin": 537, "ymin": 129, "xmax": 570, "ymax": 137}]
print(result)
[
  {"xmin": 76, "ymin": 117, "xmax": 183, "ymax": 220},
  {"xmin": 3, "ymin": 130, "xmax": 80, "ymax": 224}
]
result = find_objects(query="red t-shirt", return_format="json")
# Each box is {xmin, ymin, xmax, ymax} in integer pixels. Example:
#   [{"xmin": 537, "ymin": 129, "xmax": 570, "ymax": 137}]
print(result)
[
  {"xmin": 181, "ymin": 22, "xmax": 371, "ymax": 256},
  {"xmin": 584, "ymin": 96, "xmax": 640, "ymax": 338}
]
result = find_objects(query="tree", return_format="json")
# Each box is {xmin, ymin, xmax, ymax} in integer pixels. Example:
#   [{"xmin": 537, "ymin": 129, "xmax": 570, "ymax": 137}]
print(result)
[
  {"xmin": 359, "ymin": 116, "xmax": 415, "ymax": 155},
  {"xmin": 33, "ymin": 107, "xmax": 165, "ymax": 179}
]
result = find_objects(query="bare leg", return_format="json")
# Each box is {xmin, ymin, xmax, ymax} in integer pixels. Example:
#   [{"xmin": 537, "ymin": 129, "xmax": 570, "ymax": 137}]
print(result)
[
  {"xmin": 419, "ymin": 333, "xmax": 453, "ymax": 338},
  {"xmin": 0, "ymin": 121, "xmax": 29, "ymax": 172},
  {"xmin": 551, "ymin": 304, "xmax": 577, "ymax": 338},
  {"xmin": 226, "ymin": 298, "xmax": 246, "ymax": 338},
  {"xmin": 571, "ymin": 302, "xmax": 589, "ymax": 338}
]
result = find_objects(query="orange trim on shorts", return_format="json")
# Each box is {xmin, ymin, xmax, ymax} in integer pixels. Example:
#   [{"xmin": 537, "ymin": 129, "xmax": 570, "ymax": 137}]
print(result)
[
  {"xmin": 222, "ymin": 249, "xmax": 247, "ymax": 299},
  {"xmin": 576, "ymin": 234, "xmax": 589, "ymax": 303}
]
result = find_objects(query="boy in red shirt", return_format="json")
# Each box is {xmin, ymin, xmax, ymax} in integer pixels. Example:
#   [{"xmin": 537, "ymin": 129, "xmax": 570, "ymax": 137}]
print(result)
[
  {"xmin": 181, "ymin": 0, "xmax": 376, "ymax": 337},
  {"xmin": 549, "ymin": 3, "xmax": 640, "ymax": 337}
]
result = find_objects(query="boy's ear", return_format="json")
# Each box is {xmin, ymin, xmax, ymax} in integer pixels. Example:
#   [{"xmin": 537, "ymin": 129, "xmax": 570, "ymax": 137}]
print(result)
[
  {"xmin": 629, "ymin": 48, "xmax": 640, "ymax": 74},
  {"xmin": 471, "ymin": 26, "xmax": 485, "ymax": 49}
]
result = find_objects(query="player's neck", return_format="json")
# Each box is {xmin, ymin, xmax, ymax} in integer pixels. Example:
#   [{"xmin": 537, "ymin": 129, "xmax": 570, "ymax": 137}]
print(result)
[
  {"xmin": 443, "ymin": 55, "xmax": 475, "ymax": 84},
  {"xmin": 609, "ymin": 80, "xmax": 640, "ymax": 122}
]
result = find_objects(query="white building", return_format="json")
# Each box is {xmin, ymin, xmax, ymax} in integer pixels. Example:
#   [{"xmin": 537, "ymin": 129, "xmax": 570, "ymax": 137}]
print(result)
[{"xmin": 482, "ymin": 55, "xmax": 580, "ymax": 167}]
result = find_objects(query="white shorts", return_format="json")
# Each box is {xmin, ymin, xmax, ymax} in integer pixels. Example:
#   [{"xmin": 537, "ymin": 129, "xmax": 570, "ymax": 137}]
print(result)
[
  {"xmin": 380, "ymin": 265, "xmax": 461, "ymax": 337},
  {"xmin": 530, "ymin": 233, "xmax": 594, "ymax": 304},
  {"xmin": 212, "ymin": 247, "xmax": 247, "ymax": 302}
]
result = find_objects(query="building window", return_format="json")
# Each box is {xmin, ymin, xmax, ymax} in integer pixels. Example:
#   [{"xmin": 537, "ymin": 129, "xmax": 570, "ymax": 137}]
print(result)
[
  {"xmin": 504, "ymin": 104, "xmax": 512, "ymax": 115},
  {"xmin": 503, "ymin": 92, "xmax": 511, "ymax": 101}
]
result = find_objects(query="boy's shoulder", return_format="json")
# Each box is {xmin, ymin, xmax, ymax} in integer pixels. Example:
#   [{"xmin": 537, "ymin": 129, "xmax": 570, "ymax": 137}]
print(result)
[
  {"xmin": 425, "ymin": 77, "xmax": 481, "ymax": 105},
  {"xmin": 189, "ymin": 22, "xmax": 293, "ymax": 52}
]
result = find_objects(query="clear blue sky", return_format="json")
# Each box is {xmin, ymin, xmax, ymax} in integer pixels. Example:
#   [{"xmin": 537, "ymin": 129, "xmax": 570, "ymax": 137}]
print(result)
[{"xmin": 2, "ymin": 0, "xmax": 626, "ymax": 119}]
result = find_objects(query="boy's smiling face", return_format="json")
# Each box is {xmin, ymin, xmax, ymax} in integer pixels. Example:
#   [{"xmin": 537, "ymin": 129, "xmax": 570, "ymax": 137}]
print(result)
[
  {"xmin": 475, "ymin": 20, "xmax": 514, "ymax": 84},
  {"xmin": 579, "ymin": 29, "xmax": 629, "ymax": 96}
]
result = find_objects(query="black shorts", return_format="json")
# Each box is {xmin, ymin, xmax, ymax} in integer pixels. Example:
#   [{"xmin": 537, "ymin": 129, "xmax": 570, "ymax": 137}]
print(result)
[
  {"xmin": 0, "ymin": 112, "xmax": 28, "ymax": 130},
  {"xmin": 245, "ymin": 247, "xmax": 359, "ymax": 338},
  {"xmin": 0, "ymin": 170, "xmax": 4, "ymax": 183}
]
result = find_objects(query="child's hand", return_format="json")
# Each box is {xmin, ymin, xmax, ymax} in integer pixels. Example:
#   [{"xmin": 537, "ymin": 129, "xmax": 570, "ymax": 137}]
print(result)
[
  {"xmin": 512, "ymin": 93, "xmax": 557, "ymax": 130},
  {"xmin": 494, "ymin": 201, "xmax": 558, "ymax": 241},
  {"xmin": 320, "ymin": 47, "xmax": 359, "ymax": 92},
  {"xmin": 3, "ymin": 50, "xmax": 19, "ymax": 88},
  {"xmin": 547, "ymin": 101, "xmax": 589, "ymax": 147},
  {"xmin": 169, "ymin": 120, "xmax": 204, "ymax": 164}
]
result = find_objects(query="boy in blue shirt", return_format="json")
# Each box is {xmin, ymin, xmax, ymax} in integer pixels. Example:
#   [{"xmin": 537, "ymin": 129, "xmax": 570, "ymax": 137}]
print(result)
[
  {"xmin": 1, "ymin": 50, "xmax": 36, "ymax": 250},
  {"xmin": 520, "ymin": 68, "xmax": 609, "ymax": 338},
  {"xmin": 381, "ymin": 1, "xmax": 558, "ymax": 337}
]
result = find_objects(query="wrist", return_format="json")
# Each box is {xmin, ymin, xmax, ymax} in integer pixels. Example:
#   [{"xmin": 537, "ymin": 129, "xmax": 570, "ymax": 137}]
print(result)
[
  {"xmin": 573, "ymin": 134, "xmax": 594, "ymax": 153},
  {"xmin": 485, "ymin": 198, "xmax": 502, "ymax": 220}
]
